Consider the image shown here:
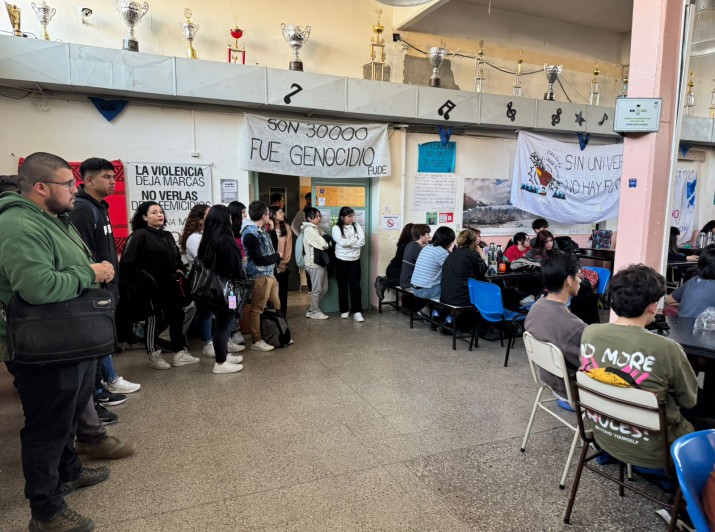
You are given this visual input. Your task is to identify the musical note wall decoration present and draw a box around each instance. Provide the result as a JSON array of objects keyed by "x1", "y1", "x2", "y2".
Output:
[
  {"x1": 438, "y1": 100, "x2": 456, "y2": 120},
  {"x1": 598, "y1": 113, "x2": 609, "y2": 126},
  {"x1": 283, "y1": 83, "x2": 303, "y2": 104},
  {"x1": 505, "y1": 101, "x2": 516, "y2": 122},
  {"x1": 551, "y1": 108, "x2": 562, "y2": 126}
]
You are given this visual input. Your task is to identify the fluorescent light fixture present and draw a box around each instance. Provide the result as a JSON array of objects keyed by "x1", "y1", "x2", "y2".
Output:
[{"x1": 692, "y1": 0, "x2": 715, "y2": 56}]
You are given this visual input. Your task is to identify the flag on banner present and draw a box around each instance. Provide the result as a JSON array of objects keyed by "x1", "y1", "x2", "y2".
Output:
[
  {"x1": 88, "y1": 97, "x2": 129, "y2": 122},
  {"x1": 671, "y1": 169, "x2": 697, "y2": 244},
  {"x1": 510, "y1": 131, "x2": 623, "y2": 224},
  {"x1": 239, "y1": 114, "x2": 391, "y2": 178}
]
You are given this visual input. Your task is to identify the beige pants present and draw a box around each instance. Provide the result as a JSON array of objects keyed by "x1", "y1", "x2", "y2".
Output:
[{"x1": 249, "y1": 276, "x2": 280, "y2": 343}]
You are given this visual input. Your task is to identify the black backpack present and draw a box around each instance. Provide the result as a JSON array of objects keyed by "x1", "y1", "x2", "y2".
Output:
[
  {"x1": 260, "y1": 308, "x2": 291, "y2": 348},
  {"x1": 555, "y1": 236, "x2": 579, "y2": 254}
]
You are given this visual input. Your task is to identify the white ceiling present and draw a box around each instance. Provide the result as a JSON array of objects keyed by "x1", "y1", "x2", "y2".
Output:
[{"x1": 411, "y1": 0, "x2": 634, "y2": 34}]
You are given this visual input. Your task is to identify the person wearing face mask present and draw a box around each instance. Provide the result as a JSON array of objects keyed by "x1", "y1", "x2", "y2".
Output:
[{"x1": 120, "y1": 201, "x2": 199, "y2": 370}]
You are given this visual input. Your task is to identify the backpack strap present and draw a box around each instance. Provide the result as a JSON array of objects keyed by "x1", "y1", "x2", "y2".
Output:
[{"x1": 74, "y1": 197, "x2": 100, "y2": 230}]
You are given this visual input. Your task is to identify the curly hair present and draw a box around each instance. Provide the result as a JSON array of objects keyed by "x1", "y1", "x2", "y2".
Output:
[
  {"x1": 179, "y1": 203, "x2": 210, "y2": 253},
  {"x1": 609, "y1": 264, "x2": 666, "y2": 318},
  {"x1": 130, "y1": 201, "x2": 164, "y2": 232}
]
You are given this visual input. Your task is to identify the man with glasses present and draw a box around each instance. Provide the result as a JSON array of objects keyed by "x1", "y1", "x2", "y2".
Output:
[
  {"x1": 0, "y1": 152, "x2": 116, "y2": 531},
  {"x1": 69, "y1": 158, "x2": 138, "y2": 457}
]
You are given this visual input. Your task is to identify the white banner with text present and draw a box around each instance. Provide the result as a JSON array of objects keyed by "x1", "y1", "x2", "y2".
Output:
[
  {"x1": 510, "y1": 131, "x2": 622, "y2": 224},
  {"x1": 125, "y1": 162, "x2": 212, "y2": 236},
  {"x1": 240, "y1": 114, "x2": 391, "y2": 178}
]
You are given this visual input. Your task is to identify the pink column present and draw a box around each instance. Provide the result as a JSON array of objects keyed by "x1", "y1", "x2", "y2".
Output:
[{"x1": 614, "y1": 0, "x2": 685, "y2": 272}]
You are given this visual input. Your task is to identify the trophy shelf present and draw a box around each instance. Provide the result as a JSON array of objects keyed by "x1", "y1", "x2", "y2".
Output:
[
  {"x1": 0, "y1": 37, "x2": 69, "y2": 89},
  {"x1": 479, "y1": 94, "x2": 536, "y2": 129},
  {"x1": 345, "y1": 79, "x2": 418, "y2": 120},
  {"x1": 680, "y1": 116, "x2": 715, "y2": 144},
  {"x1": 536, "y1": 100, "x2": 587, "y2": 133},
  {"x1": 265, "y1": 69, "x2": 345, "y2": 114},
  {"x1": 175, "y1": 57, "x2": 264, "y2": 107},
  {"x1": 416, "y1": 86, "x2": 479, "y2": 125},
  {"x1": 586, "y1": 105, "x2": 617, "y2": 136}
]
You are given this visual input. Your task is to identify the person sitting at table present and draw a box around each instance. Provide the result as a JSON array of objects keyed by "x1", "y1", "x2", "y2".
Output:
[
  {"x1": 440, "y1": 228, "x2": 486, "y2": 308},
  {"x1": 579, "y1": 264, "x2": 715, "y2": 473},
  {"x1": 375, "y1": 223, "x2": 413, "y2": 300},
  {"x1": 411, "y1": 226, "x2": 455, "y2": 300},
  {"x1": 694, "y1": 220, "x2": 715, "y2": 246},
  {"x1": 664, "y1": 244, "x2": 715, "y2": 318},
  {"x1": 530, "y1": 218, "x2": 559, "y2": 249},
  {"x1": 504, "y1": 232, "x2": 530, "y2": 262},
  {"x1": 525, "y1": 251, "x2": 585, "y2": 402},
  {"x1": 524, "y1": 230, "x2": 556, "y2": 262},
  {"x1": 668, "y1": 226, "x2": 698, "y2": 263},
  {"x1": 399, "y1": 224, "x2": 431, "y2": 289}
]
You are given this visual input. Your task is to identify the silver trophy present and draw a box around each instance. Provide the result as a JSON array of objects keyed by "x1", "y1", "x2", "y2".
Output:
[
  {"x1": 31, "y1": 1, "x2": 55, "y2": 40},
  {"x1": 116, "y1": 0, "x2": 149, "y2": 52},
  {"x1": 281, "y1": 23, "x2": 311, "y2": 71},
  {"x1": 428, "y1": 46, "x2": 447, "y2": 87},
  {"x1": 543, "y1": 64, "x2": 563, "y2": 101},
  {"x1": 179, "y1": 8, "x2": 199, "y2": 59}
]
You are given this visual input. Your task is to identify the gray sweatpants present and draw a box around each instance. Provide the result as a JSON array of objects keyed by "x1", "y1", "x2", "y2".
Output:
[{"x1": 306, "y1": 266, "x2": 328, "y2": 314}]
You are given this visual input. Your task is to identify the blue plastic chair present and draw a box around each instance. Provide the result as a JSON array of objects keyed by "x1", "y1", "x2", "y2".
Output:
[
  {"x1": 581, "y1": 266, "x2": 611, "y2": 295},
  {"x1": 671, "y1": 429, "x2": 715, "y2": 532},
  {"x1": 468, "y1": 279, "x2": 527, "y2": 367}
]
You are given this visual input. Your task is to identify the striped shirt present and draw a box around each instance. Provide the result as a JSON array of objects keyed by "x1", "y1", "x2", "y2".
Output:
[{"x1": 411, "y1": 245, "x2": 449, "y2": 289}]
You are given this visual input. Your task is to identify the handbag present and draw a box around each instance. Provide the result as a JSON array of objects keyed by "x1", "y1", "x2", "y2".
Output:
[
  {"x1": 188, "y1": 258, "x2": 252, "y2": 316},
  {"x1": 313, "y1": 248, "x2": 331, "y2": 267},
  {"x1": 4, "y1": 288, "x2": 117, "y2": 364}
]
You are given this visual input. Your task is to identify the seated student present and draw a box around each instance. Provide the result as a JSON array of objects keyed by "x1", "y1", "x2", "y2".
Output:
[
  {"x1": 579, "y1": 264, "x2": 715, "y2": 471},
  {"x1": 375, "y1": 223, "x2": 414, "y2": 300},
  {"x1": 399, "y1": 224, "x2": 431, "y2": 289},
  {"x1": 668, "y1": 226, "x2": 698, "y2": 263},
  {"x1": 411, "y1": 226, "x2": 456, "y2": 300},
  {"x1": 529, "y1": 218, "x2": 559, "y2": 249},
  {"x1": 440, "y1": 228, "x2": 486, "y2": 307},
  {"x1": 504, "y1": 231, "x2": 530, "y2": 262},
  {"x1": 524, "y1": 251, "x2": 585, "y2": 400},
  {"x1": 696, "y1": 220, "x2": 715, "y2": 244},
  {"x1": 665, "y1": 244, "x2": 715, "y2": 317},
  {"x1": 524, "y1": 230, "x2": 556, "y2": 262}
]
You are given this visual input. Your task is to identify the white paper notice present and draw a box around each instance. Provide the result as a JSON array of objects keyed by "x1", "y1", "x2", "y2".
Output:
[
  {"x1": 381, "y1": 215, "x2": 401, "y2": 230},
  {"x1": 413, "y1": 173, "x2": 456, "y2": 211}
]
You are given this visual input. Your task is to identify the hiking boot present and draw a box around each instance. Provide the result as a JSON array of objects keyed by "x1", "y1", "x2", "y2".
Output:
[
  {"x1": 95, "y1": 389, "x2": 126, "y2": 407},
  {"x1": 148, "y1": 351, "x2": 170, "y2": 370},
  {"x1": 250, "y1": 340, "x2": 275, "y2": 352},
  {"x1": 172, "y1": 349, "x2": 199, "y2": 367},
  {"x1": 61, "y1": 466, "x2": 110, "y2": 495},
  {"x1": 95, "y1": 404, "x2": 118, "y2": 425},
  {"x1": 75, "y1": 435, "x2": 136, "y2": 460},
  {"x1": 105, "y1": 376, "x2": 141, "y2": 394},
  {"x1": 29, "y1": 507, "x2": 95, "y2": 532}
]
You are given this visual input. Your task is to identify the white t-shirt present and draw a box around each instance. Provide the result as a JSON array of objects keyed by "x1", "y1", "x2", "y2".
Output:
[{"x1": 184, "y1": 232, "x2": 202, "y2": 264}]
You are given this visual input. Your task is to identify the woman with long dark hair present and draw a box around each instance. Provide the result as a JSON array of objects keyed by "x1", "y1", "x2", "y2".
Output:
[
  {"x1": 269, "y1": 205, "x2": 293, "y2": 314},
  {"x1": 331, "y1": 206, "x2": 366, "y2": 322},
  {"x1": 197, "y1": 205, "x2": 246, "y2": 374},
  {"x1": 525, "y1": 230, "x2": 556, "y2": 261},
  {"x1": 375, "y1": 223, "x2": 414, "y2": 300},
  {"x1": 504, "y1": 231, "x2": 530, "y2": 262},
  {"x1": 120, "y1": 201, "x2": 199, "y2": 370},
  {"x1": 179, "y1": 203, "x2": 209, "y2": 264},
  {"x1": 228, "y1": 201, "x2": 247, "y2": 262}
]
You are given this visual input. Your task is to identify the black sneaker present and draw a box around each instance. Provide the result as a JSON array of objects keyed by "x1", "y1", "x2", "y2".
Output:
[
  {"x1": 61, "y1": 466, "x2": 110, "y2": 495},
  {"x1": 95, "y1": 404, "x2": 118, "y2": 425},
  {"x1": 29, "y1": 507, "x2": 95, "y2": 532},
  {"x1": 374, "y1": 276, "x2": 386, "y2": 301},
  {"x1": 95, "y1": 389, "x2": 126, "y2": 406}
]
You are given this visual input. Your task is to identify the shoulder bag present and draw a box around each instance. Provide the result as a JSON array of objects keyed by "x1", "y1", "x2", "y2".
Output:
[
  {"x1": 188, "y1": 258, "x2": 252, "y2": 316},
  {"x1": 4, "y1": 288, "x2": 117, "y2": 364}
]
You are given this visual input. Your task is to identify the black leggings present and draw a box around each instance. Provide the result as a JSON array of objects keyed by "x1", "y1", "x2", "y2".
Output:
[
  {"x1": 334, "y1": 257, "x2": 363, "y2": 313},
  {"x1": 146, "y1": 297, "x2": 185, "y2": 353}
]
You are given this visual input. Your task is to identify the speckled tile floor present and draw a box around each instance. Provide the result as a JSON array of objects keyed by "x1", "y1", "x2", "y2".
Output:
[{"x1": 0, "y1": 294, "x2": 673, "y2": 531}]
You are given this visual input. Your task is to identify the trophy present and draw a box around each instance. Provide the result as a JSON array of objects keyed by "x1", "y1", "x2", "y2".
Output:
[
  {"x1": 428, "y1": 46, "x2": 447, "y2": 87},
  {"x1": 684, "y1": 71, "x2": 695, "y2": 116},
  {"x1": 281, "y1": 23, "x2": 311, "y2": 71},
  {"x1": 368, "y1": 8, "x2": 386, "y2": 81},
  {"x1": 228, "y1": 19, "x2": 245, "y2": 64},
  {"x1": 512, "y1": 50, "x2": 523, "y2": 97},
  {"x1": 31, "y1": 1, "x2": 55, "y2": 41},
  {"x1": 588, "y1": 61, "x2": 600, "y2": 106},
  {"x1": 474, "y1": 40, "x2": 485, "y2": 93},
  {"x1": 543, "y1": 64, "x2": 563, "y2": 101},
  {"x1": 4, "y1": 2, "x2": 21, "y2": 37},
  {"x1": 115, "y1": 0, "x2": 149, "y2": 52},
  {"x1": 709, "y1": 83, "x2": 715, "y2": 119},
  {"x1": 179, "y1": 8, "x2": 199, "y2": 59}
]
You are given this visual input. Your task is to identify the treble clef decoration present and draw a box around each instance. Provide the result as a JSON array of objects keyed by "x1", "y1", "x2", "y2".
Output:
[
  {"x1": 551, "y1": 108, "x2": 562, "y2": 127},
  {"x1": 506, "y1": 102, "x2": 517, "y2": 122}
]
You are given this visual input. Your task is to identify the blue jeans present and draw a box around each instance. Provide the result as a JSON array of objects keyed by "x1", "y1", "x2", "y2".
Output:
[
  {"x1": 95, "y1": 355, "x2": 118, "y2": 397},
  {"x1": 413, "y1": 285, "x2": 440, "y2": 301},
  {"x1": 196, "y1": 303, "x2": 214, "y2": 344}
]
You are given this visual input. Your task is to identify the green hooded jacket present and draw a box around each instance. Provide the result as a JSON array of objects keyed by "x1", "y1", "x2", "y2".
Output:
[{"x1": 0, "y1": 192, "x2": 96, "y2": 361}]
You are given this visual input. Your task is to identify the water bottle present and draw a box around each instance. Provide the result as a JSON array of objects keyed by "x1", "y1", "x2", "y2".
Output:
[
  {"x1": 496, "y1": 245, "x2": 504, "y2": 265},
  {"x1": 698, "y1": 232, "x2": 707, "y2": 249}
]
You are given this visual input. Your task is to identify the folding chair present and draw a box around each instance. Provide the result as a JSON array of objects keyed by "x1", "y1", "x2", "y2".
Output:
[
  {"x1": 468, "y1": 279, "x2": 526, "y2": 367},
  {"x1": 564, "y1": 371, "x2": 679, "y2": 531},
  {"x1": 521, "y1": 332, "x2": 580, "y2": 489},
  {"x1": 671, "y1": 429, "x2": 715, "y2": 532}
]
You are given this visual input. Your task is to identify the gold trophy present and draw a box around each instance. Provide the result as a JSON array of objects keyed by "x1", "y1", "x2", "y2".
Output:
[
  {"x1": 179, "y1": 8, "x2": 199, "y2": 59},
  {"x1": 368, "y1": 9, "x2": 386, "y2": 81},
  {"x1": 31, "y1": 1, "x2": 56, "y2": 41},
  {"x1": 5, "y1": 2, "x2": 22, "y2": 37}
]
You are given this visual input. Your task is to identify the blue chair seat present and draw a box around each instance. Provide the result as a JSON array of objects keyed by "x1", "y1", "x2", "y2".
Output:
[{"x1": 671, "y1": 429, "x2": 715, "y2": 532}]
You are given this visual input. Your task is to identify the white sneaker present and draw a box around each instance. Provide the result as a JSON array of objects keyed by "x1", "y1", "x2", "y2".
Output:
[
  {"x1": 231, "y1": 331, "x2": 246, "y2": 345},
  {"x1": 148, "y1": 351, "x2": 170, "y2": 370},
  {"x1": 306, "y1": 310, "x2": 313, "y2": 318},
  {"x1": 308, "y1": 311, "x2": 330, "y2": 320},
  {"x1": 519, "y1": 295, "x2": 536, "y2": 306},
  {"x1": 250, "y1": 340, "x2": 275, "y2": 352},
  {"x1": 202, "y1": 341, "x2": 215, "y2": 358},
  {"x1": 341, "y1": 312, "x2": 349, "y2": 319},
  {"x1": 172, "y1": 349, "x2": 200, "y2": 367},
  {"x1": 213, "y1": 362, "x2": 243, "y2": 374},
  {"x1": 227, "y1": 339, "x2": 246, "y2": 353},
  {"x1": 353, "y1": 312, "x2": 365, "y2": 322},
  {"x1": 226, "y1": 354, "x2": 243, "y2": 364},
  {"x1": 106, "y1": 376, "x2": 141, "y2": 394}
]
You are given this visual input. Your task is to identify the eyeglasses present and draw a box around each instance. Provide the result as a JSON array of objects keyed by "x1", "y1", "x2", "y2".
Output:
[{"x1": 41, "y1": 180, "x2": 77, "y2": 191}]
